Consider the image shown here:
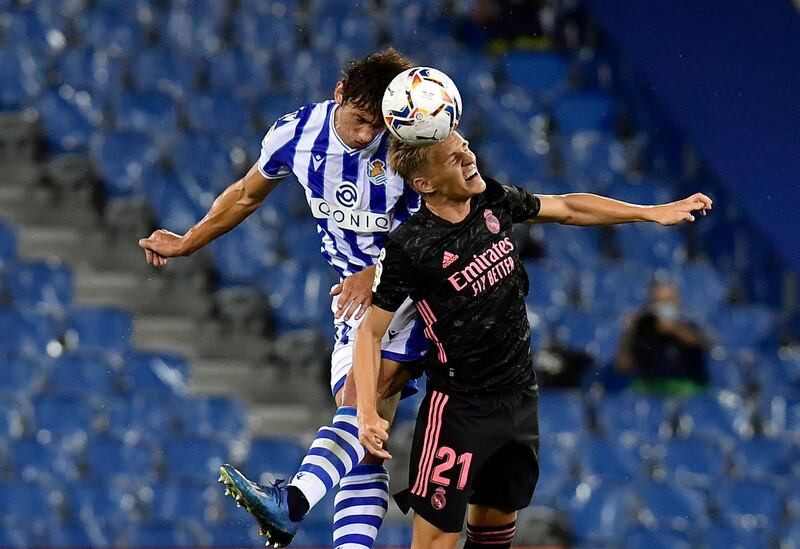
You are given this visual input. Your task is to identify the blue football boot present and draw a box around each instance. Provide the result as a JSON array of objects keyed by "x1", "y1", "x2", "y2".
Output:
[{"x1": 218, "y1": 464, "x2": 298, "y2": 547}]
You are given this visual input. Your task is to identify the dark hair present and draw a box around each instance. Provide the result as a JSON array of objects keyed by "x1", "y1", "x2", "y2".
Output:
[{"x1": 340, "y1": 48, "x2": 413, "y2": 124}]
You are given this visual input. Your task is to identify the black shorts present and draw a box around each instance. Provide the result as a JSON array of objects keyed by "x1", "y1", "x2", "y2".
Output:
[{"x1": 395, "y1": 382, "x2": 540, "y2": 533}]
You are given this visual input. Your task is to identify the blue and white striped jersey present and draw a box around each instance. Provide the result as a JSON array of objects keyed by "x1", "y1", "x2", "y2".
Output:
[{"x1": 258, "y1": 100, "x2": 420, "y2": 278}]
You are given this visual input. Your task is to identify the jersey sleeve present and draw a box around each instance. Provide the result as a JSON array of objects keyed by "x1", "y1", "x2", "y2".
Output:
[
  {"x1": 257, "y1": 110, "x2": 303, "y2": 179},
  {"x1": 503, "y1": 184, "x2": 542, "y2": 223},
  {"x1": 371, "y1": 236, "x2": 415, "y2": 313},
  {"x1": 391, "y1": 184, "x2": 421, "y2": 229}
]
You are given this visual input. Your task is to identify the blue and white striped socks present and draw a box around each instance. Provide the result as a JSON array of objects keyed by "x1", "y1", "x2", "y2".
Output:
[
  {"x1": 333, "y1": 465, "x2": 390, "y2": 549},
  {"x1": 289, "y1": 407, "x2": 366, "y2": 508}
]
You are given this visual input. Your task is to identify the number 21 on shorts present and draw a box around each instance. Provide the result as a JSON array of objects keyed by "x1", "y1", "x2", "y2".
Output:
[{"x1": 431, "y1": 447, "x2": 473, "y2": 490}]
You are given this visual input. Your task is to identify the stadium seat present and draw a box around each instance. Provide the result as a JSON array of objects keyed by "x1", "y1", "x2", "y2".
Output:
[
  {"x1": 56, "y1": 45, "x2": 126, "y2": 106},
  {"x1": 33, "y1": 393, "x2": 95, "y2": 438},
  {"x1": 118, "y1": 518, "x2": 197, "y2": 547},
  {"x1": 90, "y1": 130, "x2": 160, "y2": 198},
  {"x1": 622, "y1": 526, "x2": 691, "y2": 549},
  {"x1": 233, "y1": 4, "x2": 297, "y2": 57},
  {"x1": 143, "y1": 169, "x2": 205, "y2": 234},
  {"x1": 208, "y1": 47, "x2": 270, "y2": 96},
  {"x1": 559, "y1": 131, "x2": 620, "y2": 185},
  {"x1": 147, "y1": 480, "x2": 213, "y2": 521},
  {"x1": 245, "y1": 437, "x2": 308, "y2": 479},
  {"x1": 634, "y1": 482, "x2": 705, "y2": 530},
  {"x1": 170, "y1": 133, "x2": 236, "y2": 194},
  {"x1": 0, "y1": 46, "x2": 44, "y2": 109},
  {"x1": 0, "y1": 482, "x2": 58, "y2": 522},
  {"x1": 732, "y1": 438, "x2": 793, "y2": 478},
  {"x1": 163, "y1": 435, "x2": 229, "y2": 482},
  {"x1": 47, "y1": 353, "x2": 119, "y2": 395},
  {"x1": 65, "y1": 306, "x2": 133, "y2": 354},
  {"x1": 48, "y1": 522, "x2": 95, "y2": 548},
  {"x1": 64, "y1": 482, "x2": 133, "y2": 523},
  {"x1": 186, "y1": 93, "x2": 252, "y2": 140},
  {"x1": 123, "y1": 351, "x2": 189, "y2": 396},
  {"x1": 177, "y1": 396, "x2": 247, "y2": 438},
  {"x1": 0, "y1": 355, "x2": 42, "y2": 393},
  {"x1": 9, "y1": 437, "x2": 80, "y2": 483},
  {"x1": 596, "y1": 393, "x2": 672, "y2": 440},
  {"x1": 75, "y1": 6, "x2": 145, "y2": 54},
  {"x1": 4, "y1": 260, "x2": 73, "y2": 311},
  {"x1": 536, "y1": 390, "x2": 585, "y2": 439},
  {"x1": 35, "y1": 89, "x2": 96, "y2": 152},
  {"x1": 657, "y1": 438, "x2": 726, "y2": 487},
  {"x1": 0, "y1": 392, "x2": 30, "y2": 438},
  {"x1": 713, "y1": 304, "x2": 777, "y2": 350},
  {"x1": 715, "y1": 479, "x2": 784, "y2": 530},
  {"x1": 553, "y1": 93, "x2": 616, "y2": 134},
  {"x1": 85, "y1": 435, "x2": 156, "y2": 480},
  {"x1": 703, "y1": 521, "x2": 768, "y2": 549},
  {"x1": 0, "y1": 221, "x2": 16, "y2": 265},
  {"x1": 130, "y1": 48, "x2": 199, "y2": 98},
  {"x1": 563, "y1": 481, "x2": 634, "y2": 543},
  {"x1": 160, "y1": 0, "x2": 226, "y2": 56},
  {"x1": 676, "y1": 394, "x2": 745, "y2": 440},
  {"x1": 577, "y1": 436, "x2": 641, "y2": 481},
  {"x1": 116, "y1": 91, "x2": 178, "y2": 136},
  {"x1": 501, "y1": 51, "x2": 569, "y2": 99},
  {"x1": 106, "y1": 394, "x2": 181, "y2": 439}
]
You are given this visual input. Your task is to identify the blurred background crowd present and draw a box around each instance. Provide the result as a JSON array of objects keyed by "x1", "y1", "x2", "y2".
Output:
[{"x1": 0, "y1": 0, "x2": 799, "y2": 547}]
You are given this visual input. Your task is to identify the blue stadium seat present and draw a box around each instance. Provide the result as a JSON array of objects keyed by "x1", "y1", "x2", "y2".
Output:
[
  {"x1": 675, "y1": 262, "x2": 726, "y2": 318},
  {"x1": 634, "y1": 482, "x2": 705, "y2": 530},
  {"x1": 524, "y1": 261, "x2": 571, "y2": 311},
  {"x1": 245, "y1": 437, "x2": 308, "y2": 479},
  {"x1": 597, "y1": 393, "x2": 671, "y2": 439},
  {"x1": 715, "y1": 479, "x2": 784, "y2": 530},
  {"x1": 177, "y1": 396, "x2": 247, "y2": 438},
  {"x1": 579, "y1": 261, "x2": 651, "y2": 313},
  {"x1": 781, "y1": 522, "x2": 800, "y2": 549},
  {"x1": 143, "y1": 170, "x2": 205, "y2": 234},
  {"x1": 703, "y1": 521, "x2": 767, "y2": 549},
  {"x1": 477, "y1": 140, "x2": 548, "y2": 185},
  {"x1": 35, "y1": 89, "x2": 95, "y2": 152},
  {"x1": 33, "y1": 394, "x2": 94, "y2": 438},
  {"x1": 106, "y1": 394, "x2": 180, "y2": 439},
  {"x1": 0, "y1": 392, "x2": 29, "y2": 438},
  {"x1": 55, "y1": 46, "x2": 125, "y2": 106},
  {"x1": 537, "y1": 390, "x2": 585, "y2": 438},
  {"x1": 90, "y1": 130, "x2": 159, "y2": 198},
  {"x1": 658, "y1": 438, "x2": 726, "y2": 487},
  {"x1": 501, "y1": 51, "x2": 569, "y2": 99},
  {"x1": 49, "y1": 522, "x2": 95, "y2": 548},
  {"x1": 577, "y1": 436, "x2": 641, "y2": 481},
  {"x1": 47, "y1": 353, "x2": 119, "y2": 395},
  {"x1": 163, "y1": 435, "x2": 229, "y2": 482},
  {"x1": 536, "y1": 443, "x2": 572, "y2": 505},
  {"x1": 559, "y1": 131, "x2": 620, "y2": 185},
  {"x1": 75, "y1": 6, "x2": 145, "y2": 53},
  {"x1": 615, "y1": 222, "x2": 686, "y2": 268},
  {"x1": 4, "y1": 260, "x2": 73, "y2": 311},
  {"x1": 0, "y1": 482, "x2": 57, "y2": 522},
  {"x1": 65, "y1": 306, "x2": 133, "y2": 354},
  {"x1": 713, "y1": 304, "x2": 777, "y2": 350},
  {"x1": 676, "y1": 394, "x2": 745, "y2": 440},
  {"x1": 9, "y1": 437, "x2": 79, "y2": 483},
  {"x1": 0, "y1": 46, "x2": 44, "y2": 109},
  {"x1": 64, "y1": 482, "x2": 132, "y2": 523},
  {"x1": 160, "y1": 0, "x2": 226, "y2": 56},
  {"x1": 0, "y1": 356, "x2": 42, "y2": 393},
  {"x1": 186, "y1": 93, "x2": 252, "y2": 140},
  {"x1": 130, "y1": 48, "x2": 199, "y2": 98},
  {"x1": 148, "y1": 480, "x2": 213, "y2": 521},
  {"x1": 170, "y1": 133, "x2": 235, "y2": 194},
  {"x1": 234, "y1": 5, "x2": 297, "y2": 56},
  {"x1": 553, "y1": 94, "x2": 615, "y2": 134},
  {"x1": 622, "y1": 526, "x2": 691, "y2": 549},
  {"x1": 86, "y1": 435, "x2": 156, "y2": 480},
  {"x1": 208, "y1": 47, "x2": 270, "y2": 96},
  {"x1": 123, "y1": 351, "x2": 189, "y2": 396},
  {"x1": 563, "y1": 481, "x2": 633, "y2": 544},
  {"x1": 732, "y1": 438, "x2": 793, "y2": 478},
  {"x1": 116, "y1": 91, "x2": 178, "y2": 136}
]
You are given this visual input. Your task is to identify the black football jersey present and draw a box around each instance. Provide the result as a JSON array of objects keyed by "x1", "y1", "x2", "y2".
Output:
[{"x1": 372, "y1": 178, "x2": 540, "y2": 392}]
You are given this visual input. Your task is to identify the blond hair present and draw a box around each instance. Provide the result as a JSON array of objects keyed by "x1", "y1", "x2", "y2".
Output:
[{"x1": 387, "y1": 137, "x2": 433, "y2": 181}]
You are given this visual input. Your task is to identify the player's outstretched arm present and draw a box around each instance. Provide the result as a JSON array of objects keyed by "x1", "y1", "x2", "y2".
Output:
[
  {"x1": 138, "y1": 162, "x2": 281, "y2": 267},
  {"x1": 532, "y1": 192, "x2": 713, "y2": 226},
  {"x1": 353, "y1": 305, "x2": 396, "y2": 460}
]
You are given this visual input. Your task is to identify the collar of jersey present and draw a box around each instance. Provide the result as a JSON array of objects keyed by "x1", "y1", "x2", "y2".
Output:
[{"x1": 329, "y1": 103, "x2": 385, "y2": 154}]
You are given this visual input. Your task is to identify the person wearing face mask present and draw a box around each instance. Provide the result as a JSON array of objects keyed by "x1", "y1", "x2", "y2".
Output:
[{"x1": 614, "y1": 281, "x2": 709, "y2": 395}]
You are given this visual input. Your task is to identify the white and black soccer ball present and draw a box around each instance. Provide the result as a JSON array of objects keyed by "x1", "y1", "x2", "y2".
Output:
[{"x1": 382, "y1": 67, "x2": 462, "y2": 146}]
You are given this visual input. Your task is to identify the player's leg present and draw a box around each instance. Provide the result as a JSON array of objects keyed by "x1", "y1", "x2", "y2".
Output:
[
  {"x1": 410, "y1": 513, "x2": 461, "y2": 549},
  {"x1": 463, "y1": 506, "x2": 518, "y2": 549}
]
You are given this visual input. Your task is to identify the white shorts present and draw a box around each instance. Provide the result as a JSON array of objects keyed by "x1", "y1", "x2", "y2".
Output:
[{"x1": 330, "y1": 294, "x2": 427, "y2": 399}]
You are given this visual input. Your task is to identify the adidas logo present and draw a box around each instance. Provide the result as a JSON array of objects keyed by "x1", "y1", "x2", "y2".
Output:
[{"x1": 442, "y1": 251, "x2": 459, "y2": 268}]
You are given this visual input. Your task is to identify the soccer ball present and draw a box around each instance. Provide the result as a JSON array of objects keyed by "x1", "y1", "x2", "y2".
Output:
[{"x1": 382, "y1": 67, "x2": 462, "y2": 145}]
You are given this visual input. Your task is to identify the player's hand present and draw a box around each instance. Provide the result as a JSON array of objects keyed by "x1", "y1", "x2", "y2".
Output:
[
  {"x1": 330, "y1": 265, "x2": 376, "y2": 321},
  {"x1": 358, "y1": 410, "x2": 392, "y2": 460},
  {"x1": 651, "y1": 193, "x2": 713, "y2": 225},
  {"x1": 138, "y1": 229, "x2": 187, "y2": 268}
]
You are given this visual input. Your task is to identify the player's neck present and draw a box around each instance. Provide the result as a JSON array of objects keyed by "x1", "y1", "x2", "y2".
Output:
[{"x1": 425, "y1": 197, "x2": 472, "y2": 223}]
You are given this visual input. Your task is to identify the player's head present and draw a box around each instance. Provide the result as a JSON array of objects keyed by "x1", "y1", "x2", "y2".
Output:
[
  {"x1": 648, "y1": 280, "x2": 681, "y2": 323},
  {"x1": 389, "y1": 131, "x2": 486, "y2": 202},
  {"x1": 333, "y1": 48, "x2": 412, "y2": 149}
]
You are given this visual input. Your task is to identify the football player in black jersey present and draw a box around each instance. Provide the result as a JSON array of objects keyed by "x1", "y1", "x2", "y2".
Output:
[{"x1": 353, "y1": 131, "x2": 712, "y2": 549}]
